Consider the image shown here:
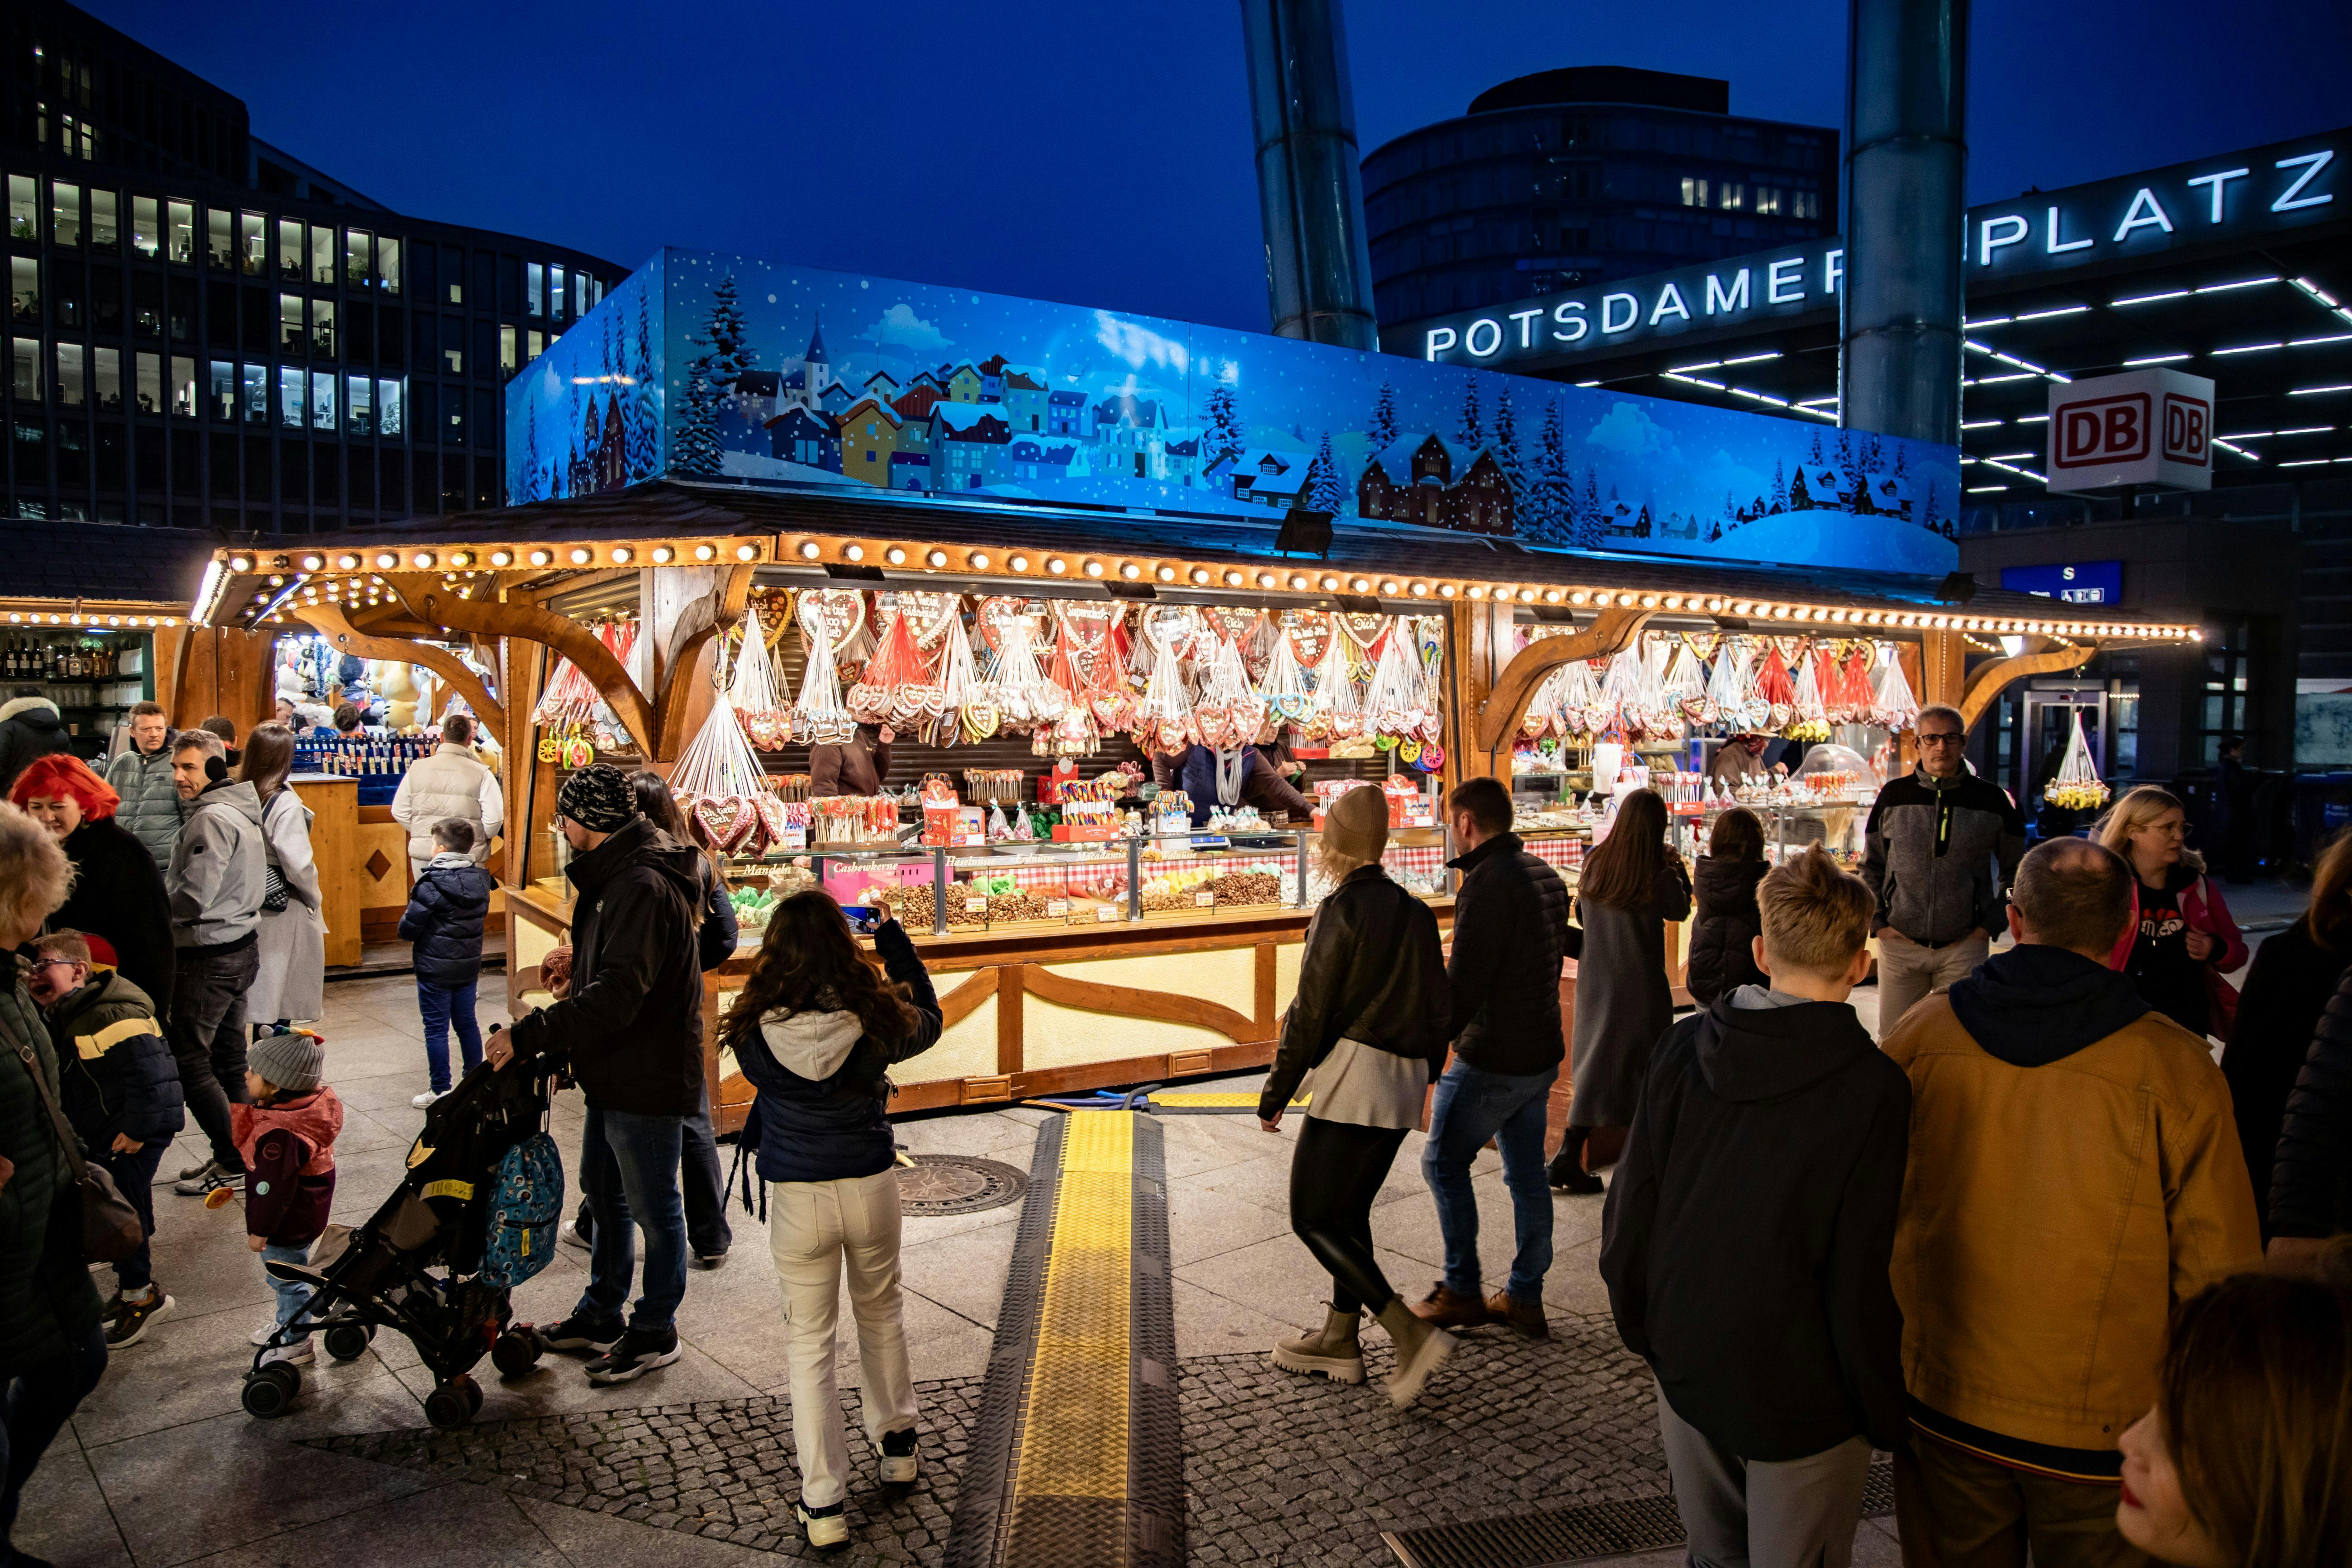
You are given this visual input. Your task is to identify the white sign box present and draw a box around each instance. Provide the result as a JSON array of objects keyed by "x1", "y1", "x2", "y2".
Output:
[{"x1": 2047, "y1": 368, "x2": 2214, "y2": 493}]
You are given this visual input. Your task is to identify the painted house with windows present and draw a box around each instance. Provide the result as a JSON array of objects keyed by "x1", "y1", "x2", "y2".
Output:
[
  {"x1": 929, "y1": 401, "x2": 1013, "y2": 489},
  {"x1": 1355, "y1": 431, "x2": 1515, "y2": 534},
  {"x1": 764, "y1": 404, "x2": 840, "y2": 471},
  {"x1": 837, "y1": 397, "x2": 906, "y2": 487},
  {"x1": 1046, "y1": 389, "x2": 1087, "y2": 437},
  {"x1": 998, "y1": 365, "x2": 1049, "y2": 432},
  {"x1": 1007, "y1": 434, "x2": 1086, "y2": 482}
]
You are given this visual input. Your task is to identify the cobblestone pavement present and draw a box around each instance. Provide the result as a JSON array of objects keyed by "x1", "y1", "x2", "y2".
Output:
[{"x1": 308, "y1": 1312, "x2": 1662, "y2": 1563}]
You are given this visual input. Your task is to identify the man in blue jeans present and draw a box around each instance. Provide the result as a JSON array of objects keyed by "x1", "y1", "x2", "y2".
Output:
[
  {"x1": 489, "y1": 765, "x2": 706, "y2": 1385},
  {"x1": 1414, "y1": 775, "x2": 1571, "y2": 1338}
]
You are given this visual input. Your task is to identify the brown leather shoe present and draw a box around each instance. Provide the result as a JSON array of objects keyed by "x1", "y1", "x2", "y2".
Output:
[
  {"x1": 1486, "y1": 1290, "x2": 1551, "y2": 1340},
  {"x1": 1409, "y1": 1283, "x2": 1494, "y2": 1329}
]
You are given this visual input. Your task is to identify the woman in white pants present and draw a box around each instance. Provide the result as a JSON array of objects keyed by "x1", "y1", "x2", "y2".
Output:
[{"x1": 722, "y1": 893, "x2": 941, "y2": 1551}]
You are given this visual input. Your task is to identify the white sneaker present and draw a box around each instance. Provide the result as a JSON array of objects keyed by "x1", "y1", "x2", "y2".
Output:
[
  {"x1": 412, "y1": 1090, "x2": 442, "y2": 1109},
  {"x1": 251, "y1": 1323, "x2": 279, "y2": 1346},
  {"x1": 260, "y1": 1339, "x2": 314, "y2": 1367},
  {"x1": 795, "y1": 1500, "x2": 849, "y2": 1550}
]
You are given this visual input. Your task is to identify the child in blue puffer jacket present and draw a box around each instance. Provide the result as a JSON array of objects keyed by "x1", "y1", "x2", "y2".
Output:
[
  {"x1": 721, "y1": 893, "x2": 940, "y2": 1553},
  {"x1": 397, "y1": 819, "x2": 495, "y2": 1107}
]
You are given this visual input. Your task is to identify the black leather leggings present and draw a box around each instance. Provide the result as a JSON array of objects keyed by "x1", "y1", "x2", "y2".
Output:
[{"x1": 1289, "y1": 1118, "x2": 1409, "y2": 1315}]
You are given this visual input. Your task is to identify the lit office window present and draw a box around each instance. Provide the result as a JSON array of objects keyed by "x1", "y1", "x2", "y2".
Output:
[
  {"x1": 346, "y1": 374, "x2": 373, "y2": 435},
  {"x1": 6, "y1": 176, "x2": 33, "y2": 241},
  {"x1": 278, "y1": 365, "x2": 305, "y2": 428},
  {"x1": 90, "y1": 189, "x2": 118, "y2": 253},
  {"x1": 1680, "y1": 177, "x2": 1707, "y2": 208},
  {"x1": 93, "y1": 346, "x2": 121, "y2": 411},
  {"x1": 499, "y1": 324, "x2": 517, "y2": 375},
  {"x1": 240, "y1": 213, "x2": 266, "y2": 275},
  {"x1": 207, "y1": 209, "x2": 232, "y2": 268},
  {"x1": 442, "y1": 246, "x2": 463, "y2": 306},
  {"x1": 9, "y1": 258, "x2": 33, "y2": 325},
  {"x1": 527, "y1": 262, "x2": 543, "y2": 317},
  {"x1": 1794, "y1": 190, "x2": 1821, "y2": 219},
  {"x1": 171, "y1": 355, "x2": 195, "y2": 417},
  {"x1": 377, "y1": 236, "x2": 401, "y2": 295},
  {"x1": 551, "y1": 266, "x2": 565, "y2": 321},
  {"x1": 209, "y1": 360, "x2": 235, "y2": 419},
  {"x1": 166, "y1": 201, "x2": 193, "y2": 263},
  {"x1": 376, "y1": 377, "x2": 404, "y2": 437},
  {"x1": 312, "y1": 298, "x2": 336, "y2": 359},
  {"x1": 132, "y1": 195, "x2": 159, "y2": 258},
  {"x1": 135, "y1": 351, "x2": 160, "y2": 414},
  {"x1": 526, "y1": 328, "x2": 544, "y2": 361},
  {"x1": 441, "y1": 317, "x2": 463, "y2": 375},
  {"x1": 1755, "y1": 188, "x2": 1783, "y2": 215},
  {"x1": 52, "y1": 181, "x2": 81, "y2": 246},
  {"x1": 241, "y1": 363, "x2": 267, "y2": 423},
  {"x1": 56, "y1": 342, "x2": 85, "y2": 405},
  {"x1": 305, "y1": 224, "x2": 331, "y2": 286},
  {"x1": 279, "y1": 294, "x2": 305, "y2": 355},
  {"x1": 310, "y1": 369, "x2": 336, "y2": 431},
  {"x1": 277, "y1": 218, "x2": 303, "y2": 280},
  {"x1": 12, "y1": 338, "x2": 41, "y2": 399},
  {"x1": 343, "y1": 229, "x2": 370, "y2": 289},
  {"x1": 1720, "y1": 184, "x2": 1745, "y2": 211}
]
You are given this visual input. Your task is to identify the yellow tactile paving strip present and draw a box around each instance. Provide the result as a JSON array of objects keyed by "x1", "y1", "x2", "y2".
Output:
[
  {"x1": 1150, "y1": 1090, "x2": 1309, "y2": 1109},
  {"x1": 1011, "y1": 1110, "x2": 1133, "y2": 1500}
]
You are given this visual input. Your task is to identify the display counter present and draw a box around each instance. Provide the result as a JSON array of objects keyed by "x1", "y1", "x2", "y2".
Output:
[{"x1": 507, "y1": 828, "x2": 1456, "y2": 1132}]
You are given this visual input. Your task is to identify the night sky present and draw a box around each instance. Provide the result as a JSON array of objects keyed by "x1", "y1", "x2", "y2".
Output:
[{"x1": 80, "y1": 0, "x2": 2352, "y2": 334}]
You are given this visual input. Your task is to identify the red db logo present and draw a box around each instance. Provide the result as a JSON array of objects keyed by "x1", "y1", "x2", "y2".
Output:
[
  {"x1": 2162, "y1": 393, "x2": 2210, "y2": 465},
  {"x1": 2054, "y1": 393, "x2": 2152, "y2": 469}
]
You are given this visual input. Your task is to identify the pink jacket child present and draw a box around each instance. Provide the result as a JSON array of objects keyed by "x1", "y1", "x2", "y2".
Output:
[{"x1": 232, "y1": 1028, "x2": 345, "y2": 1360}]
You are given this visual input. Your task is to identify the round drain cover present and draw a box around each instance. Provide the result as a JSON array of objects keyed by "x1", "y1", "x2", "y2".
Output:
[{"x1": 898, "y1": 1154, "x2": 1029, "y2": 1217}]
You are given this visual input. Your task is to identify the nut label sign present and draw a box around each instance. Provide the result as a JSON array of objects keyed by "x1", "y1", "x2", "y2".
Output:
[{"x1": 2047, "y1": 368, "x2": 2214, "y2": 493}]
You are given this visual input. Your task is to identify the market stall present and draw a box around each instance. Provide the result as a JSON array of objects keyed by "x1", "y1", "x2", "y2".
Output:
[{"x1": 0, "y1": 595, "x2": 181, "y2": 763}]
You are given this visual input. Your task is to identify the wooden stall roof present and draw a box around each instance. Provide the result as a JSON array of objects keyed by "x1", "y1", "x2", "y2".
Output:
[
  {"x1": 193, "y1": 479, "x2": 2198, "y2": 645},
  {"x1": 0, "y1": 519, "x2": 215, "y2": 610}
]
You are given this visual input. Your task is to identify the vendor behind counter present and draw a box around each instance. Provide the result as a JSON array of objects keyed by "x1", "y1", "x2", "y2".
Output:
[
  {"x1": 809, "y1": 722, "x2": 892, "y2": 797},
  {"x1": 1155, "y1": 744, "x2": 1314, "y2": 828}
]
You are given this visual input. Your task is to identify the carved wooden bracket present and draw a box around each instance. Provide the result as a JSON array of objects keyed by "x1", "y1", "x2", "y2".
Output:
[
  {"x1": 652, "y1": 565, "x2": 756, "y2": 760},
  {"x1": 405, "y1": 586, "x2": 656, "y2": 752},
  {"x1": 1020, "y1": 962, "x2": 1261, "y2": 1044},
  {"x1": 1958, "y1": 638, "x2": 2098, "y2": 733},
  {"x1": 292, "y1": 602, "x2": 507, "y2": 733},
  {"x1": 1474, "y1": 606, "x2": 1654, "y2": 754}
]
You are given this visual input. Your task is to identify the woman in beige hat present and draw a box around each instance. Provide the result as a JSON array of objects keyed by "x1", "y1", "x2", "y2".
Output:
[{"x1": 1257, "y1": 782, "x2": 1454, "y2": 1406}]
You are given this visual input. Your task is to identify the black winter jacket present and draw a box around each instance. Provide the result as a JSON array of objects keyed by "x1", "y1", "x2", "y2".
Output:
[
  {"x1": 2269, "y1": 961, "x2": 2352, "y2": 1240},
  {"x1": 48, "y1": 971, "x2": 183, "y2": 1149},
  {"x1": 695, "y1": 858, "x2": 740, "y2": 972},
  {"x1": 736, "y1": 920, "x2": 942, "y2": 1184},
  {"x1": 0, "y1": 696, "x2": 72, "y2": 796},
  {"x1": 54, "y1": 815, "x2": 176, "y2": 1015},
  {"x1": 1600, "y1": 994, "x2": 1911, "y2": 1460},
  {"x1": 2221, "y1": 917, "x2": 2350, "y2": 1233},
  {"x1": 1260, "y1": 865, "x2": 1449, "y2": 1119},
  {"x1": 1445, "y1": 831, "x2": 1570, "y2": 1075},
  {"x1": 0, "y1": 976, "x2": 104, "y2": 1378},
  {"x1": 507, "y1": 816, "x2": 706, "y2": 1117},
  {"x1": 398, "y1": 853, "x2": 495, "y2": 989},
  {"x1": 1685, "y1": 857, "x2": 1769, "y2": 1006}
]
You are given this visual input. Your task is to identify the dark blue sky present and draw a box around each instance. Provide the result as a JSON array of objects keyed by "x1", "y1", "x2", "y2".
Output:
[{"x1": 85, "y1": 0, "x2": 2352, "y2": 332}]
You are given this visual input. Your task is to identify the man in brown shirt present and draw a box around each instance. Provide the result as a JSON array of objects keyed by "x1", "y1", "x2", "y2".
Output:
[{"x1": 809, "y1": 723, "x2": 892, "y2": 797}]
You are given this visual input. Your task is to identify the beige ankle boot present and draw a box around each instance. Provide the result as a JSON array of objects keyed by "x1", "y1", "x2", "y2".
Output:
[
  {"x1": 1272, "y1": 1304, "x2": 1366, "y2": 1384},
  {"x1": 1375, "y1": 1295, "x2": 1456, "y2": 1407}
]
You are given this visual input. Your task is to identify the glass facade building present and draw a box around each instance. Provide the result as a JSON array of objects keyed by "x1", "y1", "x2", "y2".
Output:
[
  {"x1": 1, "y1": 0, "x2": 623, "y2": 531},
  {"x1": 1362, "y1": 66, "x2": 1839, "y2": 328}
]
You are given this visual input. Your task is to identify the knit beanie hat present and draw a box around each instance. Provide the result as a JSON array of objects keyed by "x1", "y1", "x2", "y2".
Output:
[
  {"x1": 556, "y1": 763, "x2": 636, "y2": 834},
  {"x1": 1322, "y1": 783, "x2": 1390, "y2": 864},
  {"x1": 249, "y1": 1028, "x2": 325, "y2": 1094}
]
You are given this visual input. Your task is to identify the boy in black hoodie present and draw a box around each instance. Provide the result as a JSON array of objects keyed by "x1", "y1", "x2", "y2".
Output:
[{"x1": 1600, "y1": 847, "x2": 1910, "y2": 1568}]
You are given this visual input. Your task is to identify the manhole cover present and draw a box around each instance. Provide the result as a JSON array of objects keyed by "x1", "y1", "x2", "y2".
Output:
[{"x1": 899, "y1": 1154, "x2": 1028, "y2": 1217}]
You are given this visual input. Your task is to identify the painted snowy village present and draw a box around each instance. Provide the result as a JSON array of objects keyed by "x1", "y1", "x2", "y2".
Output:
[{"x1": 507, "y1": 250, "x2": 1963, "y2": 578}]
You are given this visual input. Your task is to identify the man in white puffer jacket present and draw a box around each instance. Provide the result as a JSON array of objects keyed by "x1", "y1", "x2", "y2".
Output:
[{"x1": 389, "y1": 713, "x2": 503, "y2": 879}]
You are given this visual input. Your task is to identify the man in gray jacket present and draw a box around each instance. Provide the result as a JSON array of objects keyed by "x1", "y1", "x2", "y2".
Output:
[
  {"x1": 161, "y1": 729, "x2": 266, "y2": 1197},
  {"x1": 1859, "y1": 704, "x2": 2028, "y2": 1038},
  {"x1": 105, "y1": 701, "x2": 185, "y2": 865}
]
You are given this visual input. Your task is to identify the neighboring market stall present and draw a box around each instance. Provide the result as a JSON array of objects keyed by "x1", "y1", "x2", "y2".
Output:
[{"x1": 184, "y1": 247, "x2": 2198, "y2": 1121}]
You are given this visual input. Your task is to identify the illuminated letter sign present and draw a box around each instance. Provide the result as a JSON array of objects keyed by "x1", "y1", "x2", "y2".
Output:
[
  {"x1": 2047, "y1": 368, "x2": 2214, "y2": 493},
  {"x1": 1600, "y1": 293, "x2": 1640, "y2": 333},
  {"x1": 1705, "y1": 270, "x2": 1750, "y2": 313}
]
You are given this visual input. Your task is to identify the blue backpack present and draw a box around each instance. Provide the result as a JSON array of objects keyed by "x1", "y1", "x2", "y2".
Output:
[{"x1": 479, "y1": 1132, "x2": 564, "y2": 1289}]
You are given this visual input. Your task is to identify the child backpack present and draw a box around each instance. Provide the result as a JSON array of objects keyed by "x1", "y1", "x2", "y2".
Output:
[{"x1": 479, "y1": 1131, "x2": 564, "y2": 1289}]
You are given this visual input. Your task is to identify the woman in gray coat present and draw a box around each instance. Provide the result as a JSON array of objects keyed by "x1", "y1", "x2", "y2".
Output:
[
  {"x1": 1553, "y1": 788, "x2": 1689, "y2": 1191},
  {"x1": 240, "y1": 725, "x2": 327, "y2": 1028}
]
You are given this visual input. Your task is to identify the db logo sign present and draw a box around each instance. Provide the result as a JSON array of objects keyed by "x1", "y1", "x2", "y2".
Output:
[{"x1": 2044, "y1": 369, "x2": 2214, "y2": 494}]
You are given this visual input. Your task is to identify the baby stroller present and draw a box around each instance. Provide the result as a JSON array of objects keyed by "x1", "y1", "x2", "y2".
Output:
[{"x1": 242, "y1": 1042, "x2": 564, "y2": 1430}]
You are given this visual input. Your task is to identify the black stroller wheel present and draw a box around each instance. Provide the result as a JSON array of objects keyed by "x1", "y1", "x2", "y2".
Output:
[
  {"x1": 461, "y1": 1374, "x2": 484, "y2": 1416},
  {"x1": 423, "y1": 1378, "x2": 475, "y2": 1430},
  {"x1": 322, "y1": 1322, "x2": 374, "y2": 1362},
  {"x1": 491, "y1": 1330, "x2": 543, "y2": 1379},
  {"x1": 242, "y1": 1363, "x2": 300, "y2": 1419}
]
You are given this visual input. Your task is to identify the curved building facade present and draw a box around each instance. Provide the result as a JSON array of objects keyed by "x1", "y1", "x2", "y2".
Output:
[
  {"x1": 2, "y1": 0, "x2": 625, "y2": 532},
  {"x1": 1362, "y1": 65, "x2": 1839, "y2": 327}
]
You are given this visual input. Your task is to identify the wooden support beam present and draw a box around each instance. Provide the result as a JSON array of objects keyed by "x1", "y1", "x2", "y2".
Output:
[
  {"x1": 291, "y1": 602, "x2": 507, "y2": 734},
  {"x1": 1958, "y1": 638, "x2": 2097, "y2": 733},
  {"x1": 1473, "y1": 606, "x2": 1653, "y2": 758},
  {"x1": 650, "y1": 565, "x2": 755, "y2": 761},
  {"x1": 403, "y1": 585, "x2": 655, "y2": 752}
]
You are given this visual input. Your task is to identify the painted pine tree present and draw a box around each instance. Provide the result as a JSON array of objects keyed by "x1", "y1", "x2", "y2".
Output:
[
  {"x1": 1306, "y1": 431, "x2": 1347, "y2": 514},
  {"x1": 1532, "y1": 401, "x2": 1571, "y2": 542},
  {"x1": 1576, "y1": 468, "x2": 1603, "y2": 548},
  {"x1": 1809, "y1": 429, "x2": 1826, "y2": 465},
  {"x1": 627, "y1": 286, "x2": 659, "y2": 480},
  {"x1": 671, "y1": 352, "x2": 726, "y2": 477},
  {"x1": 520, "y1": 414, "x2": 542, "y2": 502},
  {"x1": 1491, "y1": 387, "x2": 1527, "y2": 521},
  {"x1": 1458, "y1": 377, "x2": 1483, "y2": 450},
  {"x1": 1370, "y1": 382, "x2": 1399, "y2": 450},
  {"x1": 705, "y1": 274, "x2": 751, "y2": 388},
  {"x1": 1203, "y1": 384, "x2": 1244, "y2": 470},
  {"x1": 1770, "y1": 459, "x2": 1787, "y2": 512}
]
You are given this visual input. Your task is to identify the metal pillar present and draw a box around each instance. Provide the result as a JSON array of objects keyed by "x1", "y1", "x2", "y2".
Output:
[
  {"x1": 1239, "y1": 0, "x2": 1380, "y2": 349},
  {"x1": 1838, "y1": 0, "x2": 1970, "y2": 444}
]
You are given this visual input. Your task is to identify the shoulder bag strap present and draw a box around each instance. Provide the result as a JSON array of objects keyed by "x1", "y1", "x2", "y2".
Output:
[{"x1": 4, "y1": 1014, "x2": 86, "y2": 1169}]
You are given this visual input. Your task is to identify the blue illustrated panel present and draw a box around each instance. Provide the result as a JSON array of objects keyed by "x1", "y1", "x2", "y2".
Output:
[{"x1": 507, "y1": 248, "x2": 1959, "y2": 578}]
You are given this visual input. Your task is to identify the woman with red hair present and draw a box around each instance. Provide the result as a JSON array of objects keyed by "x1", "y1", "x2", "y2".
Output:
[{"x1": 10, "y1": 753, "x2": 175, "y2": 1013}]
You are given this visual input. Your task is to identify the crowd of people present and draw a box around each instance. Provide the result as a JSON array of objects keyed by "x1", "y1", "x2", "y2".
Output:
[{"x1": 0, "y1": 694, "x2": 2349, "y2": 1563}]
